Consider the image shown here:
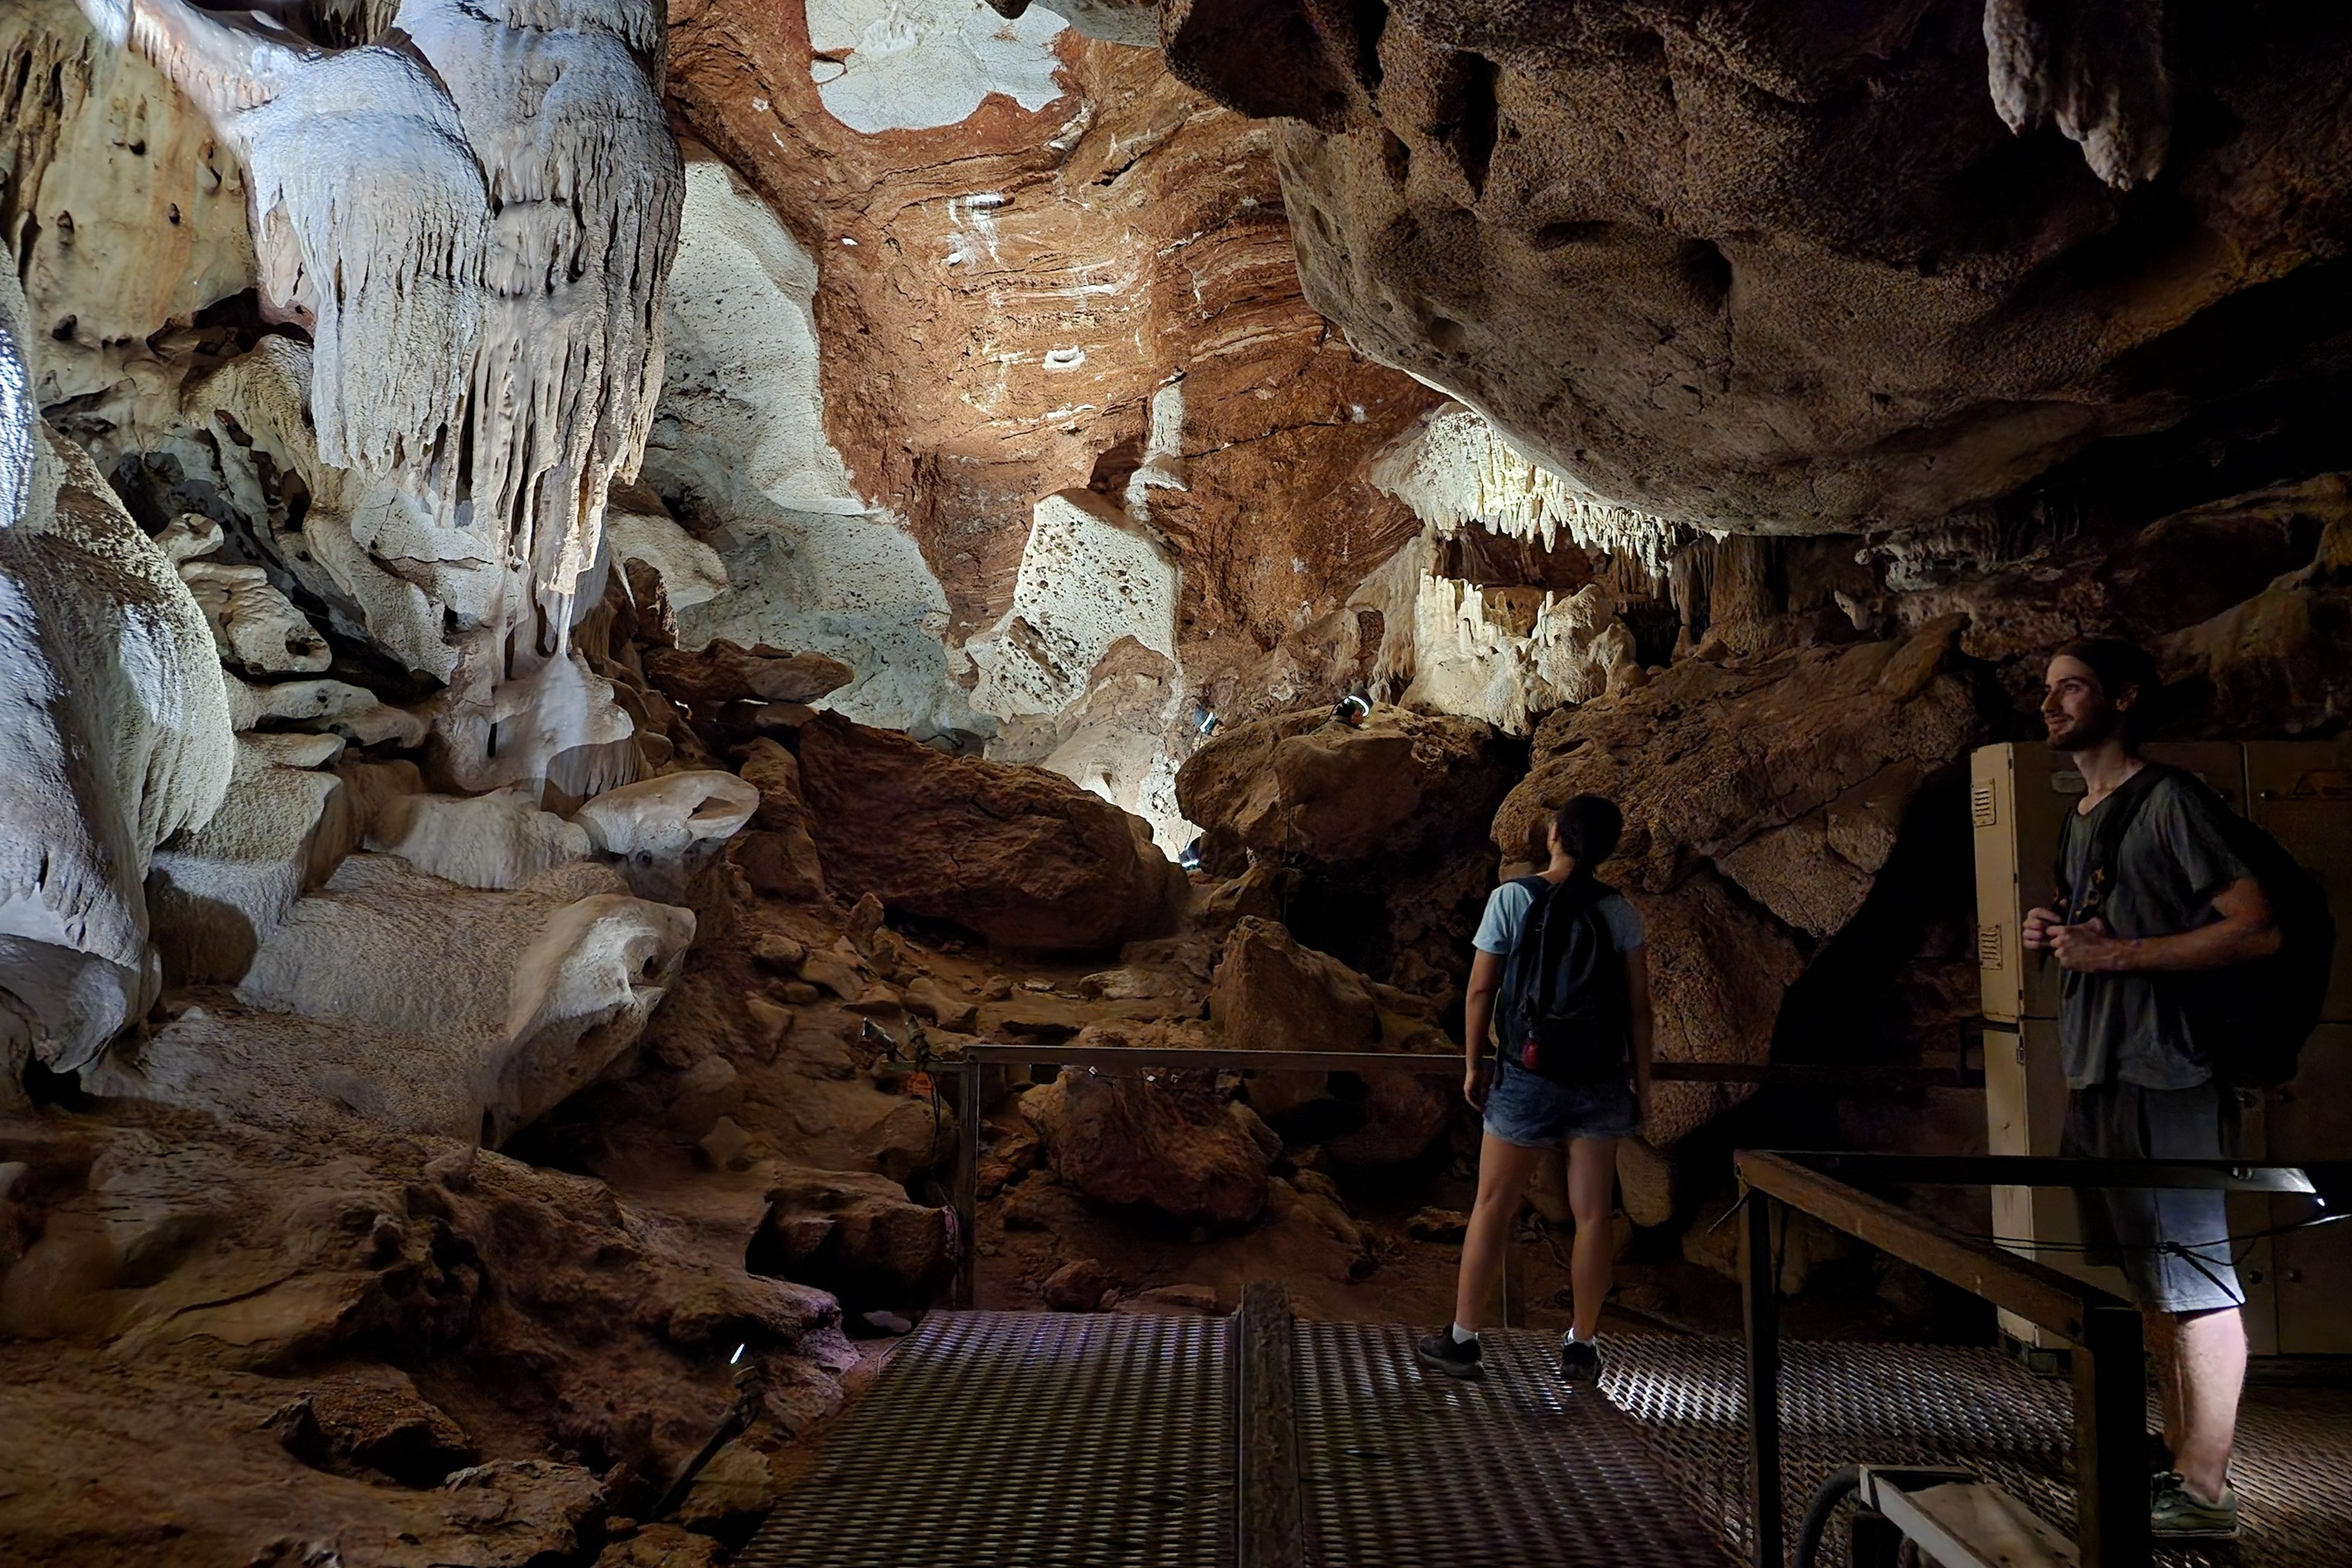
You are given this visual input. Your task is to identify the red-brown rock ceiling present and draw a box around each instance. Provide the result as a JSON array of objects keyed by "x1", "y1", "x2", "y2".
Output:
[{"x1": 662, "y1": 5, "x2": 1445, "y2": 657}]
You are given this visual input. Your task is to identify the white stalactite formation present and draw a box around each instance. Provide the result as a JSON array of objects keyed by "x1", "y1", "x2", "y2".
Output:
[
  {"x1": 1368, "y1": 402, "x2": 1690, "y2": 579},
  {"x1": 72, "y1": 0, "x2": 684, "y2": 613}
]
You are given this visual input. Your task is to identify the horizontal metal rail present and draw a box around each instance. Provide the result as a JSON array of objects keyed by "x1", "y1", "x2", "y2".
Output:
[
  {"x1": 1778, "y1": 1151, "x2": 2341, "y2": 1198},
  {"x1": 943, "y1": 1047, "x2": 1983, "y2": 1312},
  {"x1": 951, "y1": 1042, "x2": 1980, "y2": 1087}
]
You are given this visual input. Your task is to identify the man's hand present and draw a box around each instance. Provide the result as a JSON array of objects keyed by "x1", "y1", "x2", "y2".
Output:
[
  {"x1": 1464, "y1": 1062, "x2": 1492, "y2": 1112},
  {"x1": 2022, "y1": 905, "x2": 2063, "y2": 953},
  {"x1": 1635, "y1": 1076, "x2": 1653, "y2": 1128},
  {"x1": 2051, "y1": 917, "x2": 2133, "y2": 973}
]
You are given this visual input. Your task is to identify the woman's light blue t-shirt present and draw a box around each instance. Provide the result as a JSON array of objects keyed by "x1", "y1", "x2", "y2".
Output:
[{"x1": 1473, "y1": 880, "x2": 1644, "y2": 956}]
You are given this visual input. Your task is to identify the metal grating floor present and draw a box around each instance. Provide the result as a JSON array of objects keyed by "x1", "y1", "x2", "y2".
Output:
[
  {"x1": 1602, "y1": 1332, "x2": 2352, "y2": 1568},
  {"x1": 740, "y1": 1315, "x2": 2352, "y2": 1568},
  {"x1": 736, "y1": 1312, "x2": 1235, "y2": 1568},
  {"x1": 1292, "y1": 1322, "x2": 1737, "y2": 1566}
]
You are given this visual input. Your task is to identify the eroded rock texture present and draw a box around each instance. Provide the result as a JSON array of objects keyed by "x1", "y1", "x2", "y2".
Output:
[
  {"x1": 797, "y1": 713, "x2": 1184, "y2": 952},
  {"x1": 1164, "y1": 1, "x2": 2352, "y2": 539}
]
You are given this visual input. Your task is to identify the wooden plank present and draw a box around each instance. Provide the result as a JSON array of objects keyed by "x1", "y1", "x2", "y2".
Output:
[
  {"x1": 1736, "y1": 1152, "x2": 2122, "y2": 1341},
  {"x1": 1884, "y1": 1480, "x2": 2078, "y2": 1568},
  {"x1": 1236, "y1": 1282, "x2": 1309, "y2": 1568}
]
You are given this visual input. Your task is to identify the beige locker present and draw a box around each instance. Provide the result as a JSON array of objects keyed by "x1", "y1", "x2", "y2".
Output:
[{"x1": 1971, "y1": 741, "x2": 2351, "y2": 1356}]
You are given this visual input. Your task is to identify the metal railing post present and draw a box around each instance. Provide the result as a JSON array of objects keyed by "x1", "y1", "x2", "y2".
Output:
[
  {"x1": 955, "y1": 1057, "x2": 982, "y2": 1308},
  {"x1": 2074, "y1": 1302, "x2": 2150, "y2": 1568},
  {"x1": 1742, "y1": 1190, "x2": 1785, "y2": 1568}
]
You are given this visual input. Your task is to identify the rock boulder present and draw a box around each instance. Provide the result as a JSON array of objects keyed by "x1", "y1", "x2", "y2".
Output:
[
  {"x1": 1019, "y1": 1069, "x2": 1272, "y2": 1225},
  {"x1": 797, "y1": 714, "x2": 1181, "y2": 953},
  {"x1": 748, "y1": 1167, "x2": 956, "y2": 1315},
  {"x1": 1494, "y1": 616, "x2": 1986, "y2": 936}
]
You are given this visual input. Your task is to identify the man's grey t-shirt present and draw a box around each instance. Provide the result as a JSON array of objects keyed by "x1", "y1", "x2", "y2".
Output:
[
  {"x1": 2056, "y1": 770, "x2": 2256, "y2": 1091},
  {"x1": 1474, "y1": 879, "x2": 1645, "y2": 957}
]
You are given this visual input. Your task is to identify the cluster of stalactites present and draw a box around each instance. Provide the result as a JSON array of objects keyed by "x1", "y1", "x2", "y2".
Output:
[
  {"x1": 401, "y1": 0, "x2": 682, "y2": 598},
  {"x1": 78, "y1": 0, "x2": 682, "y2": 612},
  {"x1": 1369, "y1": 402, "x2": 1689, "y2": 580}
]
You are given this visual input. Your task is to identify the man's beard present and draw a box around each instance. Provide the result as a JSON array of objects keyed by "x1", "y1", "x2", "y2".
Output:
[{"x1": 2047, "y1": 706, "x2": 2119, "y2": 752}]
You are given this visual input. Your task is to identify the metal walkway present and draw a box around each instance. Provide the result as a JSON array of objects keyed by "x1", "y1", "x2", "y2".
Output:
[
  {"x1": 739, "y1": 1310, "x2": 2352, "y2": 1568},
  {"x1": 739, "y1": 1301, "x2": 1733, "y2": 1568}
]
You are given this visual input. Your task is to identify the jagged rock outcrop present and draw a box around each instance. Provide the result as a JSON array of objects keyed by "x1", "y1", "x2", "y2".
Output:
[
  {"x1": 1208, "y1": 917, "x2": 1381, "y2": 1054},
  {"x1": 749, "y1": 1166, "x2": 956, "y2": 1315},
  {"x1": 1020, "y1": 1068, "x2": 1274, "y2": 1225},
  {"x1": 797, "y1": 713, "x2": 1183, "y2": 953},
  {"x1": 1630, "y1": 873, "x2": 1807, "y2": 1147},
  {"x1": 1178, "y1": 702, "x2": 1519, "y2": 984},
  {"x1": 1162, "y1": 0, "x2": 2352, "y2": 543},
  {"x1": 1181, "y1": 704, "x2": 1515, "y2": 874},
  {"x1": 0, "y1": 1116, "x2": 846, "y2": 1563},
  {"x1": 1889, "y1": 471, "x2": 2352, "y2": 735},
  {"x1": 1494, "y1": 617, "x2": 1987, "y2": 937}
]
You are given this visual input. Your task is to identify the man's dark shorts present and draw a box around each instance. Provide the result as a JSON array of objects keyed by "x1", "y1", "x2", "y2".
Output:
[{"x1": 2063, "y1": 1080, "x2": 2244, "y2": 1315}]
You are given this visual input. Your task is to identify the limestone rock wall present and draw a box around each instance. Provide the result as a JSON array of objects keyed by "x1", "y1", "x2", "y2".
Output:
[{"x1": 1160, "y1": 0, "x2": 2352, "y2": 543}]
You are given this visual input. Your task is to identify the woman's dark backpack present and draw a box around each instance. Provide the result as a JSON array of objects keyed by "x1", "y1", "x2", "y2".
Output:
[
  {"x1": 2060, "y1": 764, "x2": 2336, "y2": 1088},
  {"x1": 1494, "y1": 873, "x2": 1630, "y2": 1085}
]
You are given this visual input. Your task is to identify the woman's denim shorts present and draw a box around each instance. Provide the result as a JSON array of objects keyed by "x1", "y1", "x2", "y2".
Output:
[{"x1": 1483, "y1": 1058, "x2": 1640, "y2": 1148}]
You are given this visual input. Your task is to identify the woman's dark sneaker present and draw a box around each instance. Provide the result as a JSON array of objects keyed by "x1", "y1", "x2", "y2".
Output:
[
  {"x1": 1559, "y1": 1334, "x2": 1602, "y2": 1382},
  {"x1": 1414, "y1": 1330, "x2": 1483, "y2": 1380}
]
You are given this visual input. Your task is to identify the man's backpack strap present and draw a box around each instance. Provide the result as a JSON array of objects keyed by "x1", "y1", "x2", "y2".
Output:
[{"x1": 2059, "y1": 763, "x2": 2178, "y2": 925}]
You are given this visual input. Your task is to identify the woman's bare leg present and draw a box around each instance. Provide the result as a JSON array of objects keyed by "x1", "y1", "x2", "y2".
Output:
[
  {"x1": 1566, "y1": 1135, "x2": 1619, "y2": 1339},
  {"x1": 1454, "y1": 1132, "x2": 1543, "y2": 1330}
]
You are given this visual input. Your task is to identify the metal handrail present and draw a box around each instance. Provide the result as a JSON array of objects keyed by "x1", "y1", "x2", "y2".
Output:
[
  {"x1": 937, "y1": 1044, "x2": 1984, "y2": 1312},
  {"x1": 1733, "y1": 1149, "x2": 2330, "y2": 1568}
]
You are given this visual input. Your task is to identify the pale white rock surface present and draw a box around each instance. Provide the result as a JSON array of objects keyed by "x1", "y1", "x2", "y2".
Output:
[
  {"x1": 1371, "y1": 402, "x2": 1690, "y2": 575},
  {"x1": 93, "y1": 857, "x2": 695, "y2": 1143},
  {"x1": 608, "y1": 504, "x2": 728, "y2": 609},
  {"x1": 968, "y1": 489, "x2": 1180, "y2": 720},
  {"x1": 367, "y1": 789, "x2": 596, "y2": 892},
  {"x1": 145, "y1": 739, "x2": 359, "y2": 986},
  {"x1": 807, "y1": 0, "x2": 1068, "y2": 134},
  {"x1": 1351, "y1": 535, "x2": 1636, "y2": 735},
  {"x1": 2, "y1": 0, "x2": 257, "y2": 414},
  {"x1": 0, "y1": 292, "x2": 234, "y2": 1073},
  {"x1": 226, "y1": 673, "x2": 430, "y2": 749},
  {"x1": 572, "y1": 771, "x2": 760, "y2": 862},
  {"x1": 652, "y1": 160, "x2": 981, "y2": 739},
  {"x1": 176, "y1": 558, "x2": 332, "y2": 675}
]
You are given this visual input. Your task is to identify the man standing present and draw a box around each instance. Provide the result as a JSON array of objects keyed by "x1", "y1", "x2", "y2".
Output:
[
  {"x1": 1416, "y1": 795, "x2": 1653, "y2": 1382},
  {"x1": 2022, "y1": 638, "x2": 2280, "y2": 1540}
]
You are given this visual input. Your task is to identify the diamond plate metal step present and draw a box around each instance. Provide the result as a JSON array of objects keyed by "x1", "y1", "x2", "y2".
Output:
[
  {"x1": 737, "y1": 1312, "x2": 1235, "y2": 1568},
  {"x1": 1293, "y1": 1322, "x2": 1738, "y2": 1567}
]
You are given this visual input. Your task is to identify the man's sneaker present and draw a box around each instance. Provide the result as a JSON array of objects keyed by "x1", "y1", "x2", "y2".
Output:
[
  {"x1": 1414, "y1": 1330, "x2": 1483, "y2": 1380},
  {"x1": 1559, "y1": 1334, "x2": 1602, "y2": 1382},
  {"x1": 2151, "y1": 1472, "x2": 2239, "y2": 1539}
]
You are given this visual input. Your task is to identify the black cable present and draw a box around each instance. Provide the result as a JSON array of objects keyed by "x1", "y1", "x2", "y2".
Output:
[{"x1": 1794, "y1": 1466, "x2": 1864, "y2": 1568}]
